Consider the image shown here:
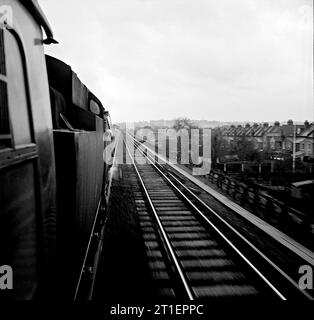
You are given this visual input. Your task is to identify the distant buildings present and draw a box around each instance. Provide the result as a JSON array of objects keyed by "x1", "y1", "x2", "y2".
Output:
[
  {"x1": 114, "y1": 118, "x2": 314, "y2": 162},
  {"x1": 115, "y1": 119, "x2": 239, "y2": 129},
  {"x1": 220, "y1": 120, "x2": 314, "y2": 160}
]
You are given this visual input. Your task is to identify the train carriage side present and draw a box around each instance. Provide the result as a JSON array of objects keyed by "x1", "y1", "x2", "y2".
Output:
[{"x1": 0, "y1": 0, "x2": 57, "y2": 299}]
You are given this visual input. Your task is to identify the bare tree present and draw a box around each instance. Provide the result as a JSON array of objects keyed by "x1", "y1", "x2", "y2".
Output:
[{"x1": 173, "y1": 117, "x2": 193, "y2": 131}]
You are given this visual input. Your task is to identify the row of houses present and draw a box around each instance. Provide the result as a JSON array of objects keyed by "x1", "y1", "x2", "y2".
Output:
[
  {"x1": 220, "y1": 120, "x2": 314, "y2": 160},
  {"x1": 133, "y1": 119, "x2": 219, "y2": 128}
]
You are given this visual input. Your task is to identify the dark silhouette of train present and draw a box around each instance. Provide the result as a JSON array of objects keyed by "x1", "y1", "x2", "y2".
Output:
[{"x1": 0, "y1": 0, "x2": 112, "y2": 299}]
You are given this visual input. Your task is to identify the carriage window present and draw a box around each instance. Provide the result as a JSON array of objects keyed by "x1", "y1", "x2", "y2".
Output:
[
  {"x1": 0, "y1": 29, "x2": 11, "y2": 149},
  {"x1": 3, "y1": 29, "x2": 31, "y2": 146},
  {"x1": 0, "y1": 80, "x2": 11, "y2": 149},
  {"x1": 0, "y1": 29, "x2": 6, "y2": 75}
]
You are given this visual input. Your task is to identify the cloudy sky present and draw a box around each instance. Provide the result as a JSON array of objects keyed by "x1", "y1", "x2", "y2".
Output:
[{"x1": 40, "y1": 0, "x2": 313, "y2": 123}]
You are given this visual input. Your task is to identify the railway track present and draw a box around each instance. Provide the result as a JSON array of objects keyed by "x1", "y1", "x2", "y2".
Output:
[{"x1": 123, "y1": 135, "x2": 314, "y2": 300}]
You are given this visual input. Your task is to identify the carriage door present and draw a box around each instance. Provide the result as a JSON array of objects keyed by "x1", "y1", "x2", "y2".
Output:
[{"x1": 0, "y1": 27, "x2": 41, "y2": 299}]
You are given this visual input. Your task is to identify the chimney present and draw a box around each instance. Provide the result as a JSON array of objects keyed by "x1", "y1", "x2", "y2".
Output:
[
  {"x1": 274, "y1": 121, "x2": 280, "y2": 126},
  {"x1": 287, "y1": 119, "x2": 293, "y2": 125},
  {"x1": 304, "y1": 120, "x2": 310, "y2": 128}
]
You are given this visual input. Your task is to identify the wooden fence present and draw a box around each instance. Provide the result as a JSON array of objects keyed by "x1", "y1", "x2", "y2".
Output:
[{"x1": 207, "y1": 170, "x2": 314, "y2": 237}]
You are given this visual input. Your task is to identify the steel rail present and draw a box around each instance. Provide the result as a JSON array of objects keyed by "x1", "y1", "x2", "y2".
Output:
[
  {"x1": 131, "y1": 135, "x2": 313, "y2": 300},
  {"x1": 130, "y1": 134, "x2": 288, "y2": 300},
  {"x1": 124, "y1": 138, "x2": 195, "y2": 300}
]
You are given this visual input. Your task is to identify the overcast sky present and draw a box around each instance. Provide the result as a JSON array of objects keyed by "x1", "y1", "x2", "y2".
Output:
[{"x1": 40, "y1": 0, "x2": 313, "y2": 123}]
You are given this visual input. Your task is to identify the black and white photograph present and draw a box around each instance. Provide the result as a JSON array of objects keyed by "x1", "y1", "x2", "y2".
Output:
[{"x1": 0, "y1": 0, "x2": 313, "y2": 314}]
